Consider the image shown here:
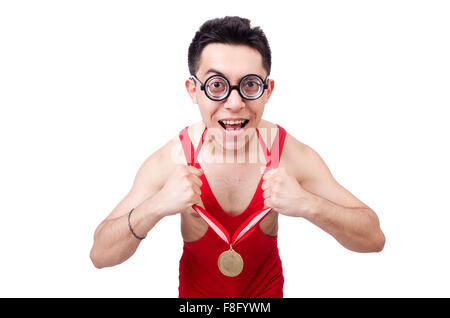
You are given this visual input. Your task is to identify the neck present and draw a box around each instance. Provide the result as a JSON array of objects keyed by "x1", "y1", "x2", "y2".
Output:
[{"x1": 199, "y1": 127, "x2": 265, "y2": 165}]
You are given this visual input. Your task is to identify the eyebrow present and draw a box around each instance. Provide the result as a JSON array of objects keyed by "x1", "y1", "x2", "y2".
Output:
[
  {"x1": 204, "y1": 68, "x2": 226, "y2": 77},
  {"x1": 203, "y1": 68, "x2": 267, "y2": 81}
]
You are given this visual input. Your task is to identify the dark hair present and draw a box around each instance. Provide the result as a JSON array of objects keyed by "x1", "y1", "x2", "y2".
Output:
[{"x1": 188, "y1": 16, "x2": 271, "y2": 77}]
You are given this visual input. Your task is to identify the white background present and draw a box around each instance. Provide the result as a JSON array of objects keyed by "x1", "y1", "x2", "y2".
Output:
[{"x1": 1, "y1": 0, "x2": 449, "y2": 297}]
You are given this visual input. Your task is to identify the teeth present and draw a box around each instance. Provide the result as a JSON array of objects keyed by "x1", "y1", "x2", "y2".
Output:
[{"x1": 221, "y1": 120, "x2": 246, "y2": 125}]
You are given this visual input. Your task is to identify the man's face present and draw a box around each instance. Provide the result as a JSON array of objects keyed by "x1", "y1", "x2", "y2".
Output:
[{"x1": 186, "y1": 43, "x2": 274, "y2": 153}]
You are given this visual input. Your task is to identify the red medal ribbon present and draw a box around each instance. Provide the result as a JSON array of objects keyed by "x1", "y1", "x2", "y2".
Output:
[{"x1": 192, "y1": 204, "x2": 272, "y2": 248}]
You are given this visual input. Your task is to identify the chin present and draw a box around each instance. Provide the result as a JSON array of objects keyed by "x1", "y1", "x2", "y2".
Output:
[{"x1": 205, "y1": 119, "x2": 256, "y2": 154}]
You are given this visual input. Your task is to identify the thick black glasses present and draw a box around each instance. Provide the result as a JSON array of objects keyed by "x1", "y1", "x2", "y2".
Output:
[{"x1": 190, "y1": 74, "x2": 269, "y2": 101}]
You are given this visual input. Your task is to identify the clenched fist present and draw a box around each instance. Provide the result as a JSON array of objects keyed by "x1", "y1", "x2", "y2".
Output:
[
  {"x1": 153, "y1": 165, "x2": 203, "y2": 217},
  {"x1": 262, "y1": 167, "x2": 318, "y2": 218}
]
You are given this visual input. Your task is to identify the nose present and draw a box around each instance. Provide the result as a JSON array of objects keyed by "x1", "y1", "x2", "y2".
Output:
[{"x1": 223, "y1": 88, "x2": 245, "y2": 111}]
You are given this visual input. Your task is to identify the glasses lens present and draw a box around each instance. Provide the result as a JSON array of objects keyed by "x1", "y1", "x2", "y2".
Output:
[
  {"x1": 206, "y1": 76, "x2": 229, "y2": 100},
  {"x1": 240, "y1": 75, "x2": 263, "y2": 99}
]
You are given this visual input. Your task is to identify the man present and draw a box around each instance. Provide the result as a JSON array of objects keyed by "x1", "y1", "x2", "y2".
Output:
[{"x1": 90, "y1": 16, "x2": 385, "y2": 298}]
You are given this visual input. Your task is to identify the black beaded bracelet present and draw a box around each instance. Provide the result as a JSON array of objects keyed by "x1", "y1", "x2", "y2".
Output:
[{"x1": 128, "y1": 208, "x2": 146, "y2": 240}]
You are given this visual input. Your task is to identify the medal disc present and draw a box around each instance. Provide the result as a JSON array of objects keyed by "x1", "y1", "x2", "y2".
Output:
[{"x1": 218, "y1": 249, "x2": 244, "y2": 277}]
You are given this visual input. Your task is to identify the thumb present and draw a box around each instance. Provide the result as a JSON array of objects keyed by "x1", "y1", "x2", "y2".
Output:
[
  {"x1": 187, "y1": 166, "x2": 204, "y2": 176},
  {"x1": 262, "y1": 167, "x2": 278, "y2": 179}
]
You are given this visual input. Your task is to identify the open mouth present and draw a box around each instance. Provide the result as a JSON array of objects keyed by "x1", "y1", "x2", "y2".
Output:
[{"x1": 218, "y1": 119, "x2": 249, "y2": 131}]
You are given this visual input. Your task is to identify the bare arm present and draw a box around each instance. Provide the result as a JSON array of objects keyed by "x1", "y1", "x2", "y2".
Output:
[
  {"x1": 90, "y1": 136, "x2": 203, "y2": 269},
  {"x1": 89, "y1": 196, "x2": 166, "y2": 269},
  {"x1": 263, "y1": 134, "x2": 385, "y2": 253},
  {"x1": 89, "y1": 145, "x2": 168, "y2": 269},
  {"x1": 296, "y1": 139, "x2": 385, "y2": 252},
  {"x1": 305, "y1": 196, "x2": 384, "y2": 252}
]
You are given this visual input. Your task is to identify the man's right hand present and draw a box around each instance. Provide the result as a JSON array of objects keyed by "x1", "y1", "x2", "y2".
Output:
[{"x1": 153, "y1": 165, "x2": 203, "y2": 217}]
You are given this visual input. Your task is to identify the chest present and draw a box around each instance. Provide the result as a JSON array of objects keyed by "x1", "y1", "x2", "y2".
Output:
[{"x1": 200, "y1": 163, "x2": 265, "y2": 216}]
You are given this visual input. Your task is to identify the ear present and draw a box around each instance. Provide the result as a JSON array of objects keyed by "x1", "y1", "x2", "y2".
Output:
[
  {"x1": 185, "y1": 79, "x2": 198, "y2": 104},
  {"x1": 265, "y1": 79, "x2": 275, "y2": 102}
]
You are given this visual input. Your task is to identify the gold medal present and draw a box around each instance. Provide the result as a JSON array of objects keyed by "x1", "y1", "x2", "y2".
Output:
[
  {"x1": 218, "y1": 248, "x2": 244, "y2": 277},
  {"x1": 192, "y1": 204, "x2": 272, "y2": 278}
]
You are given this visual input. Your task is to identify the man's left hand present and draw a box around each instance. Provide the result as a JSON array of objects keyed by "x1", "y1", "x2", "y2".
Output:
[{"x1": 262, "y1": 167, "x2": 318, "y2": 218}]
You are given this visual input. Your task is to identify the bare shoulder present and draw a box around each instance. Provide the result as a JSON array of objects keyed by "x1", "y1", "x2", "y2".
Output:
[
  {"x1": 258, "y1": 119, "x2": 320, "y2": 180},
  {"x1": 259, "y1": 119, "x2": 314, "y2": 177},
  {"x1": 135, "y1": 136, "x2": 181, "y2": 190},
  {"x1": 281, "y1": 128, "x2": 369, "y2": 208},
  {"x1": 138, "y1": 122, "x2": 203, "y2": 185},
  {"x1": 104, "y1": 129, "x2": 188, "y2": 220},
  {"x1": 139, "y1": 122, "x2": 203, "y2": 184},
  {"x1": 281, "y1": 130, "x2": 332, "y2": 183}
]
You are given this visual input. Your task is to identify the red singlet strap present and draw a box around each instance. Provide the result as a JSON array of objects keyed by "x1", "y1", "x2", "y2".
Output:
[
  {"x1": 271, "y1": 125, "x2": 287, "y2": 169},
  {"x1": 256, "y1": 124, "x2": 287, "y2": 171},
  {"x1": 178, "y1": 126, "x2": 207, "y2": 166}
]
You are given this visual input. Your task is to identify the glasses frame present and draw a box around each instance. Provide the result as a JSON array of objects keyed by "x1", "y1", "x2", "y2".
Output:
[{"x1": 189, "y1": 73, "x2": 269, "y2": 101}]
